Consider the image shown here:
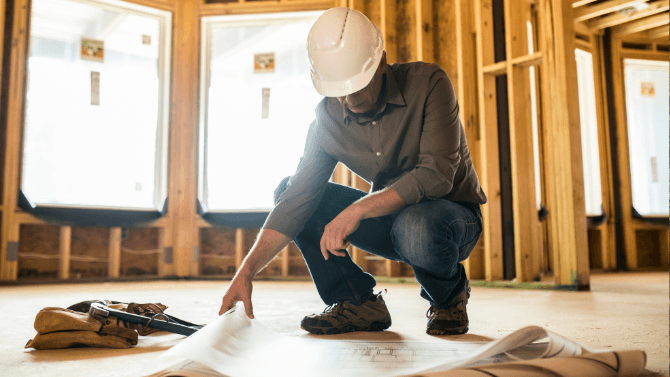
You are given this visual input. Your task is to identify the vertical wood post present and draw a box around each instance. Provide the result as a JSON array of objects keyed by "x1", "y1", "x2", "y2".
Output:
[
  {"x1": 59, "y1": 226, "x2": 72, "y2": 280},
  {"x1": 281, "y1": 246, "x2": 290, "y2": 277},
  {"x1": 504, "y1": 0, "x2": 540, "y2": 282},
  {"x1": 0, "y1": 0, "x2": 30, "y2": 281},
  {"x1": 235, "y1": 228, "x2": 245, "y2": 272},
  {"x1": 168, "y1": 0, "x2": 200, "y2": 277},
  {"x1": 475, "y1": 0, "x2": 504, "y2": 281},
  {"x1": 108, "y1": 227, "x2": 122, "y2": 278},
  {"x1": 537, "y1": 0, "x2": 590, "y2": 288}
]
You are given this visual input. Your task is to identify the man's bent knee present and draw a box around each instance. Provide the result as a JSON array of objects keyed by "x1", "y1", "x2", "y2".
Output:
[{"x1": 274, "y1": 176, "x2": 292, "y2": 205}]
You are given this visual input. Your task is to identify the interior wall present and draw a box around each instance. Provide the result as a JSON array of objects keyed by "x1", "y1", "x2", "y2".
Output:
[{"x1": 0, "y1": 0, "x2": 665, "y2": 285}]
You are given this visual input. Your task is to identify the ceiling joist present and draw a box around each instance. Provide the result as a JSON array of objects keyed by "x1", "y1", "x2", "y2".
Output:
[
  {"x1": 573, "y1": 0, "x2": 599, "y2": 7},
  {"x1": 648, "y1": 24, "x2": 670, "y2": 38},
  {"x1": 588, "y1": 0, "x2": 669, "y2": 30},
  {"x1": 574, "y1": 0, "x2": 649, "y2": 23},
  {"x1": 612, "y1": 12, "x2": 669, "y2": 34}
]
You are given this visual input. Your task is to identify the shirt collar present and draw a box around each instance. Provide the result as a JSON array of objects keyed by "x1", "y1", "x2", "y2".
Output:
[{"x1": 343, "y1": 65, "x2": 406, "y2": 126}]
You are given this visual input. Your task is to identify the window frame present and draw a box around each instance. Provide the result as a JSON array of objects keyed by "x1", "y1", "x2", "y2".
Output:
[
  {"x1": 21, "y1": 0, "x2": 172, "y2": 212},
  {"x1": 198, "y1": 11, "x2": 324, "y2": 215}
]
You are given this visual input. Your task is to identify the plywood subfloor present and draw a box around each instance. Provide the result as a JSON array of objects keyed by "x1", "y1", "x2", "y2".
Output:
[{"x1": 0, "y1": 272, "x2": 667, "y2": 376}]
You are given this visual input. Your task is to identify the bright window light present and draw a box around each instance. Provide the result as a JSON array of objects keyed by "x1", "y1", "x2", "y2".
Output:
[
  {"x1": 527, "y1": 21, "x2": 542, "y2": 211},
  {"x1": 22, "y1": 0, "x2": 171, "y2": 210},
  {"x1": 623, "y1": 59, "x2": 669, "y2": 216},
  {"x1": 575, "y1": 48, "x2": 604, "y2": 216},
  {"x1": 200, "y1": 12, "x2": 324, "y2": 212}
]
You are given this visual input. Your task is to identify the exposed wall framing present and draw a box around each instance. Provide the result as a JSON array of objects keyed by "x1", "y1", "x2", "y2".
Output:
[{"x1": 1, "y1": 0, "x2": 664, "y2": 284}]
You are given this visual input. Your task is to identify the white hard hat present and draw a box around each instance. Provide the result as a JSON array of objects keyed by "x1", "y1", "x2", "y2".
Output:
[{"x1": 308, "y1": 8, "x2": 384, "y2": 97}]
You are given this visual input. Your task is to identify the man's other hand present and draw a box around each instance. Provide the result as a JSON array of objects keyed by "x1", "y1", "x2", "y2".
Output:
[
  {"x1": 320, "y1": 207, "x2": 362, "y2": 260},
  {"x1": 219, "y1": 273, "x2": 254, "y2": 318}
]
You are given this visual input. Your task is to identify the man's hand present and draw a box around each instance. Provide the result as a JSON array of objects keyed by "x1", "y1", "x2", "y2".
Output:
[
  {"x1": 219, "y1": 272, "x2": 254, "y2": 318},
  {"x1": 320, "y1": 207, "x2": 363, "y2": 260}
]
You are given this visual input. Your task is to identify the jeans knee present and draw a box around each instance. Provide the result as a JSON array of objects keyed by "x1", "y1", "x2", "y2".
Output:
[
  {"x1": 273, "y1": 176, "x2": 292, "y2": 205},
  {"x1": 392, "y1": 211, "x2": 436, "y2": 267}
]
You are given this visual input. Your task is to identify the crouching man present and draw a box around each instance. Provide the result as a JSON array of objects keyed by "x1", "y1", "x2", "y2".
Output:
[{"x1": 219, "y1": 7, "x2": 487, "y2": 336}]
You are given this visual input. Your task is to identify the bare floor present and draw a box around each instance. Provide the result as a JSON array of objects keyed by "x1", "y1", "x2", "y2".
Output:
[{"x1": 0, "y1": 272, "x2": 667, "y2": 376}]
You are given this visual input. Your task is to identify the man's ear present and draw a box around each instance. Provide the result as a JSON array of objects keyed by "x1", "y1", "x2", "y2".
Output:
[{"x1": 379, "y1": 50, "x2": 387, "y2": 74}]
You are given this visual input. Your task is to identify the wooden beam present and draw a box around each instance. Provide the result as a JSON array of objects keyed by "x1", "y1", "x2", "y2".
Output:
[
  {"x1": 108, "y1": 228, "x2": 122, "y2": 278},
  {"x1": 504, "y1": 0, "x2": 541, "y2": 283},
  {"x1": 1, "y1": 0, "x2": 30, "y2": 281},
  {"x1": 482, "y1": 61, "x2": 508, "y2": 75},
  {"x1": 574, "y1": 0, "x2": 649, "y2": 23},
  {"x1": 59, "y1": 227, "x2": 72, "y2": 280},
  {"x1": 588, "y1": 0, "x2": 668, "y2": 30},
  {"x1": 475, "y1": 0, "x2": 504, "y2": 281},
  {"x1": 612, "y1": 12, "x2": 669, "y2": 35},
  {"x1": 573, "y1": 0, "x2": 599, "y2": 7},
  {"x1": 511, "y1": 51, "x2": 544, "y2": 68},
  {"x1": 648, "y1": 24, "x2": 670, "y2": 38},
  {"x1": 281, "y1": 246, "x2": 290, "y2": 277},
  {"x1": 169, "y1": 0, "x2": 199, "y2": 277},
  {"x1": 199, "y1": 0, "x2": 336, "y2": 16},
  {"x1": 591, "y1": 34, "x2": 617, "y2": 271},
  {"x1": 235, "y1": 228, "x2": 245, "y2": 272},
  {"x1": 537, "y1": 0, "x2": 590, "y2": 287}
]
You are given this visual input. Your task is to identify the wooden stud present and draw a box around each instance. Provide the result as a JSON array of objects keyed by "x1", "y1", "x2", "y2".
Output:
[
  {"x1": 281, "y1": 246, "x2": 290, "y2": 277},
  {"x1": 475, "y1": 0, "x2": 504, "y2": 281},
  {"x1": 590, "y1": 34, "x2": 617, "y2": 271},
  {"x1": 168, "y1": 0, "x2": 200, "y2": 277},
  {"x1": 612, "y1": 13, "x2": 669, "y2": 35},
  {"x1": 108, "y1": 228, "x2": 122, "y2": 278},
  {"x1": 235, "y1": 228, "x2": 245, "y2": 272},
  {"x1": 59, "y1": 227, "x2": 72, "y2": 280},
  {"x1": 574, "y1": 0, "x2": 649, "y2": 23},
  {"x1": 1, "y1": 0, "x2": 30, "y2": 281},
  {"x1": 588, "y1": 0, "x2": 668, "y2": 30},
  {"x1": 384, "y1": 0, "x2": 397, "y2": 63},
  {"x1": 537, "y1": 0, "x2": 590, "y2": 287},
  {"x1": 504, "y1": 0, "x2": 541, "y2": 282},
  {"x1": 158, "y1": 225, "x2": 174, "y2": 276},
  {"x1": 648, "y1": 25, "x2": 670, "y2": 39}
]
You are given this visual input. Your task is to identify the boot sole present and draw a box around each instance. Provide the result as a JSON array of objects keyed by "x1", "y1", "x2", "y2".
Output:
[
  {"x1": 426, "y1": 325, "x2": 468, "y2": 336},
  {"x1": 301, "y1": 319, "x2": 392, "y2": 335}
]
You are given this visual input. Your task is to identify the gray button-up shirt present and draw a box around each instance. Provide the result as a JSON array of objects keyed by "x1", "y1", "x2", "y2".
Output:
[{"x1": 263, "y1": 62, "x2": 487, "y2": 240}]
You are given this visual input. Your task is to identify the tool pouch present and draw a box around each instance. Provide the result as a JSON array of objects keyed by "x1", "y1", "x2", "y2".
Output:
[{"x1": 25, "y1": 305, "x2": 138, "y2": 350}]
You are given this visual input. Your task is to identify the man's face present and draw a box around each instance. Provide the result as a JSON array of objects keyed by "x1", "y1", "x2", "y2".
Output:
[{"x1": 337, "y1": 52, "x2": 387, "y2": 114}]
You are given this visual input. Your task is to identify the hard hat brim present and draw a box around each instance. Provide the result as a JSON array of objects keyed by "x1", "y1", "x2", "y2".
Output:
[{"x1": 311, "y1": 50, "x2": 383, "y2": 98}]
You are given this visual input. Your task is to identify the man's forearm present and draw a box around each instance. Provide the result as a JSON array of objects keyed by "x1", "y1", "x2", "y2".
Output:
[
  {"x1": 237, "y1": 228, "x2": 290, "y2": 278},
  {"x1": 350, "y1": 187, "x2": 408, "y2": 220}
]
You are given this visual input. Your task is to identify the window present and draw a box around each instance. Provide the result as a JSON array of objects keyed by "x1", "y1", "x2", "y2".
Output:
[
  {"x1": 22, "y1": 0, "x2": 171, "y2": 210},
  {"x1": 575, "y1": 48, "x2": 603, "y2": 216},
  {"x1": 199, "y1": 12, "x2": 324, "y2": 212},
  {"x1": 623, "y1": 59, "x2": 669, "y2": 216}
]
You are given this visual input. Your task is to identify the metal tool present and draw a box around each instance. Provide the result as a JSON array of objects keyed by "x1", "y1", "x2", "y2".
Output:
[{"x1": 88, "y1": 301, "x2": 203, "y2": 336}]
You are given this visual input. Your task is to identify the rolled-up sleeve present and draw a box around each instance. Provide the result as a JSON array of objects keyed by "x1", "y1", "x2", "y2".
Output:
[
  {"x1": 391, "y1": 69, "x2": 462, "y2": 205},
  {"x1": 262, "y1": 120, "x2": 338, "y2": 239}
]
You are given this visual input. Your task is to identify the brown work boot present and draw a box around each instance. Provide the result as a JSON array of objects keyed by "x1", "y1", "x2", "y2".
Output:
[
  {"x1": 426, "y1": 280, "x2": 470, "y2": 335},
  {"x1": 300, "y1": 292, "x2": 392, "y2": 335}
]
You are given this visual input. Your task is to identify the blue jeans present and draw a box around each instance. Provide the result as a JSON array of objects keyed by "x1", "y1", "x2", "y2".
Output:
[{"x1": 274, "y1": 177, "x2": 483, "y2": 309}]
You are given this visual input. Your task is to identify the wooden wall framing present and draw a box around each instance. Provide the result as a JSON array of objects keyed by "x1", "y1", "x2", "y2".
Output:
[{"x1": 3, "y1": 0, "x2": 662, "y2": 285}]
